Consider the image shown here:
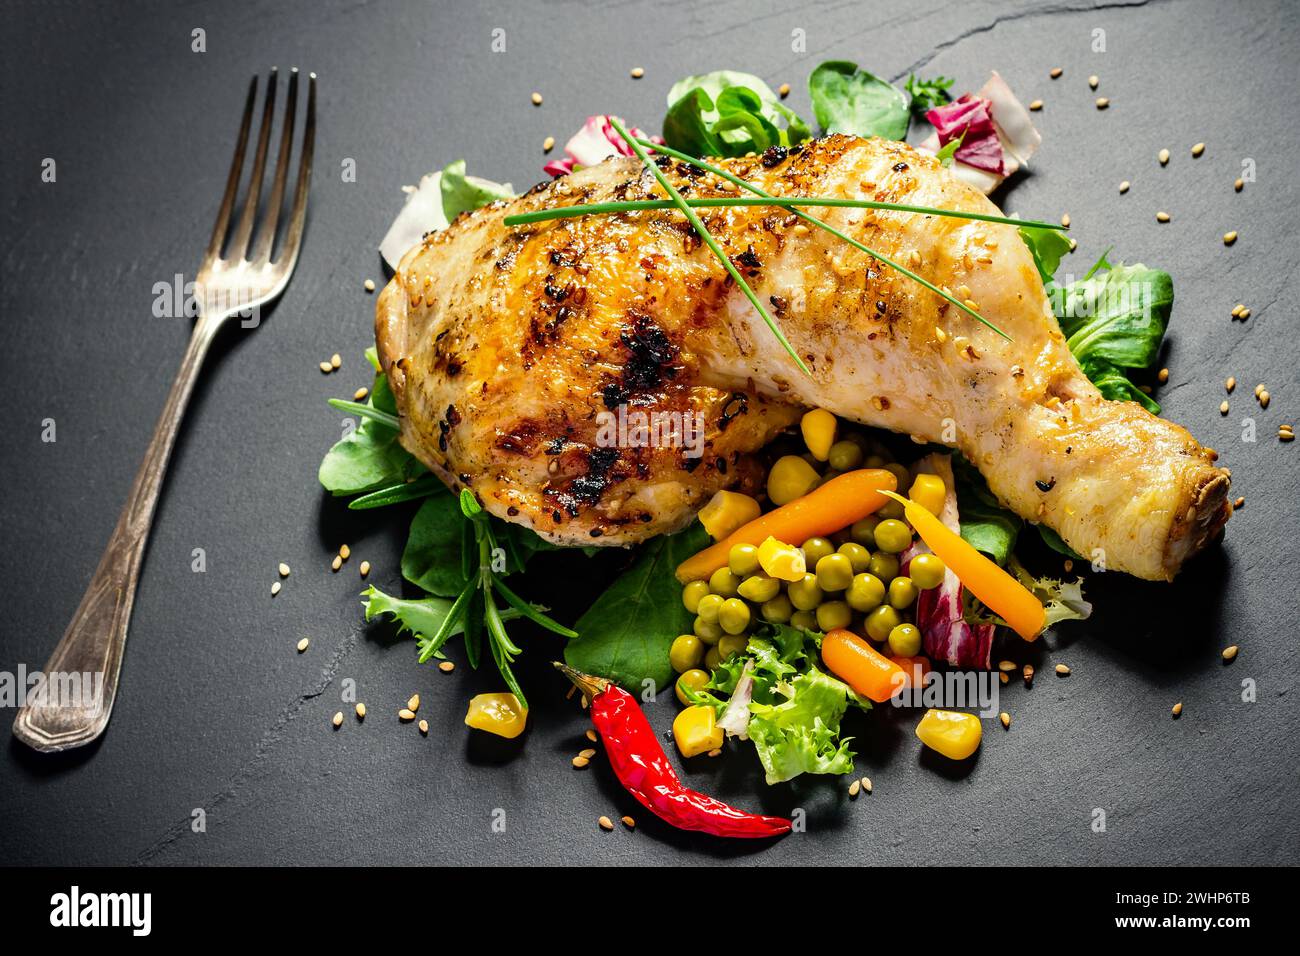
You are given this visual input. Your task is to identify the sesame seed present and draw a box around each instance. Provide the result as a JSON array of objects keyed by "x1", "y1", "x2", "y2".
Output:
[
  {"x1": 1029, "y1": 99, "x2": 1043, "y2": 111},
  {"x1": 1157, "y1": 367, "x2": 1169, "y2": 384},
  {"x1": 1156, "y1": 211, "x2": 1170, "y2": 223},
  {"x1": 332, "y1": 711, "x2": 344, "y2": 728},
  {"x1": 778, "y1": 82, "x2": 791, "y2": 98},
  {"x1": 542, "y1": 136, "x2": 555, "y2": 153},
  {"x1": 1259, "y1": 390, "x2": 1271, "y2": 409},
  {"x1": 1119, "y1": 180, "x2": 1130, "y2": 194},
  {"x1": 271, "y1": 581, "x2": 281, "y2": 597},
  {"x1": 438, "y1": 661, "x2": 455, "y2": 673},
  {"x1": 1192, "y1": 142, "x2": 1205, "y2": 157},
  {"x1": 339, "y1": 544, "x2": 351, "y2": 560},
  {"x1": 585, "y1": 729, "x2": 598, "y2": 742},
  {"x1": 792, "y1": 223, "x2": 809, "y2": 237},
  {"x1": 359, "y1": 560, "x2": 371, "y2": 578},
  {"x1": 399, "y1": 708, "x2": 416, "y2": 721},
  {"x1": 296, "y1": 637, "x2": 309, "y2": 653},
  {"x1": 1255, "y1": 383, "x2": 1265, "y2": 397},
  {"x1": 355, "y1": 703, "x2": 366, "y2": 719},
  {"x1": 1234, "y1": 496, "x2": 1245, "y2": 509},
  {"x1": 1000, "y1": 712, "x2": 1011, "y2": 729},
  {"x1": 319, "y1": 361, "x2": 333, "y2": 373},
  {"x1": 1060, "y1": 213, "x2": 1071, "y2": 228},
  {"x1": 1050, "y1": 67, "x2": 1063, "y2": 78},
  {"x1": 1238, "y1": 308, "x2": 1250, "y2": 319},
  {"x1": 630, "y1": 67, "x2": 644, "y2": 79},
  {"x1": 1158, "y1": 148, "x2": 1170, "y2": 165},
  {"x1": 1234, "y1": 178, "x2": 1244, "y2": 192},
  {"x1": 331, "y1": 555, "x2": 342, "y2": 572},
  {"x1": 1055, "y1": 663, "x2": 1071, "y2": 676},
  {"x1": 848, "y1": 779, "x2": 861, "y2": 798},
  {"x1": 578, "y1": 748, "x2": 596, "y2": 760},
  {"x1": 1095, "y1": 97, "x2": 1109, "y2": 109},
  {"x1": 1279, "y1": 428, "x2": 1294, "y2": 442},
  {"x1": 330, "y1": 353, "x2": 341, "y2": 370},
  {"x1": 418, "y1": 719, "x2": 428, "y2": 735},
  {"x1": 1088, "y1": 74, "x2": 1099, "y2": 89},
  {"x1": 934, "y1": 326, "x2": 947, "y2": 343},
  {"x1": 707, "y1": 748, "x2": 722, "y2": 757},
  {"x1": 861, "y1": 776, "x2": 873, "y2": 793},
  {"x1": 997, "y1": 660, "x2": 1016, "y2": 672},
  {"x1": 278, "y1": 562, "x2": 291, "y2": 578},
  {"x1": 1000, "y1": 672, "x2": 1009, "y2": 685},
  {"x1": 1223, "y1": 231, "x2": 1238, "y2": 245},
  {"x1": 1225, "y1": 377, "x2": 1236, "y2": 392},
  {"x1": 1023, "y1": 664, "x2": 1035, "y2": 683},
  {"x1": 407, "y1": 694, "x2": 420, "y2": 712},
  {"x1": 1220, "y1": 401, "x2": 1230, "y2": 415},
  {"x1": 353, "y1": 386, "x2": 369, "y2": 401},
  {"x1": 530, "y1": 92, "x2": 543, "y2": 106},
  {"x1": 1172, "y1": 702, "x2": 1183, "y2": 717},
  {"x1": 598, "y1": 815, "x2": 614, "y2": 831},
  {"x1": 1068, "y1": 238, "x2": 1078, "y2": 252},
  {"x1": 364, "y1": 278, "x2": 375, "y2": 292},
  {"x1": 621, "y1": 815, "x2": 636, "y2": 829}
]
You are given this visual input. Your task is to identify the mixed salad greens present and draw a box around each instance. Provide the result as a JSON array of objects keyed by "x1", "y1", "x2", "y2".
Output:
[{"x1": 320, "y1": 60, "x2": 1174, "y2": 785}]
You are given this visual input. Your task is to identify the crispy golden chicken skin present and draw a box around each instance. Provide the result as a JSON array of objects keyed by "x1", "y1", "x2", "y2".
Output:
[{"x1": 376, "y1": 135, "x2": 1229, "y2": 580}]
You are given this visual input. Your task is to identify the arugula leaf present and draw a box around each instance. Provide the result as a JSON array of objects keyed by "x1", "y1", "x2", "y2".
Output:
[
  {"x1": 363, "y1": 584, "x2": 527, "y2": 662},
  {"x1": 565, "y1": 523, "x2": 711, "y2": 691},
  {"x1": 439, "y1": 159, "x2": 514, "y2": 222},
  {"x1": 905, "y1": 73, "x2": 955, "y2": 118},
  {"x1": 318, "y1": 364, "x2": 424, "y2": 496},
  {"x1": 663, "y1": 71, "x2": 810, "y2": 158},
  {"x1": 1019, "y1": 226, "x2": 1073, "y2": 285},
  {"x1": 809, "y1": 61, "x2": 909, "y2": 141}
]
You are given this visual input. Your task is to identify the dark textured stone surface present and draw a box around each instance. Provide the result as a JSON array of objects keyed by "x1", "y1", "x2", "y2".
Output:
[{"x1": 1, "y1": 0, "x2": 1296, "y2": 865}]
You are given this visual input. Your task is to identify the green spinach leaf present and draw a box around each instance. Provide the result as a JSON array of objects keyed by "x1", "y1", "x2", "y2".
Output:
[
  {"x1": 809, "y1": 61, "x2": 909, "y2": 141},
  {"x1": 318, "y1": 364, "x2": 423, "y2": 496},
  {"x1": 663, "y1": 71, "x2": 810, "y2": 158}
]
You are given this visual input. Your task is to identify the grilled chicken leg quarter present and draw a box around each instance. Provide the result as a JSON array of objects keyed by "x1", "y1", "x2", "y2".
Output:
[{"x1": 377, "y1": 135, "x2": 1230, "y2": 581}]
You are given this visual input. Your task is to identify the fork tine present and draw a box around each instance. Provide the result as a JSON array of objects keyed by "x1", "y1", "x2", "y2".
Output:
[
  {"x1": 248, "y1": 68, "x2": 298, "y2": 266},
  {"x1": 276, "y1": 71, "x2": 316, "y2": 269},
  {"x1": 226, "y1": 69, "x2": 278, "y2": 262},
  {"x1": 203, "y1": 76, "x2": 258, "y2": 264}
]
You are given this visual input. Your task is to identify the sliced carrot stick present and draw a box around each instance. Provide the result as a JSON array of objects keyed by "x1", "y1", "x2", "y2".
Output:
[
  {"x1": 675, "y1": 469, "x2": 897, "y2": 584},
  {"x1": 821, "y1": 629, "x2": 907, "y2": 703},
  {"x1": 880, "y1": 490, "x2": 1046, "y2": 641}
]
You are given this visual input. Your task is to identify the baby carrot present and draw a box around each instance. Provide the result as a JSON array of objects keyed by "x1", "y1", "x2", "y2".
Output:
[
  {"x1": 821, "y1": 628, "x2": 907, "y2": 703},
  {"x1": 675, "y1": 469, "x2": 897, "y2": 584},
  {"x1": 879, "y1": 490, "x2": 1046, "y2": 640}
]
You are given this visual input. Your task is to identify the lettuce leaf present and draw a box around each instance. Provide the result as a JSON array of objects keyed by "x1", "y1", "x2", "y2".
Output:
[
  {"x1": 663, "y1": 71, "x2": 810, "y2": 158},
  {"x1": 809, "y1": 61, "x2": 909, "y2": 141},
  {"x1": 747, "y1": 667, "x2": 860, "y2": 784}
]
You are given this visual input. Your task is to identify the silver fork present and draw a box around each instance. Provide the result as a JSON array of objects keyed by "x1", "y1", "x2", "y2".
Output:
[{"x1": 13, "y1": 69, "x2": 316, "y2": 752}]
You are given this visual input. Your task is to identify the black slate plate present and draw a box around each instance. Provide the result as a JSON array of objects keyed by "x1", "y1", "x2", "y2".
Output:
[{"x1": 1, "y1": 0, "x2": 1297, "y2": 865}]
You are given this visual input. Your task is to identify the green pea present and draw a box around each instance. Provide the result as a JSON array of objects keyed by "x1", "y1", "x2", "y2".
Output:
[
  {"x1": 718, "y1": 597, "x2": 752, "y2": 635},
  {"x1": 693, "y1": 616, "x2": 722, "y2": 644},
  {"x1": 868, "y1": 552, "x2": 900, "y2": 583},
  {"x1": 728, "y1": 543, "x2": 760, "y2": 577},
  {"x1": 669, "y1": 634, "x2": 704, "y2": 673},
  {"x1": 675, "y1": 668, "x2": 710, "y2": 705},
  {"x1": 865, "y1": 605, "x2": 902, "y2": 642},
  {"x1": 827, "y1": 440, "x2": 864, "y2": 471},
  {"x1": 877, "y1": 498, "x2": 905, "y2": 520},
  {"x1": 708, "y1": 566, "x2": 741, "y2": 597},
  {"x1": 788, "y1": 573, "x2": 824, "y2": 611},
  {"x1": 696, "y1": 593, "x2": 724, "y2": 624},
  {"x1": 816, "y1": 600, "x2": 852, "y2": 631},
  {"x1": 887, "y1": 623, "x2": 922, "y2": 657},
  {"x1": 718, "y1": 633, "x2": 748, "y2": 660},
  {"x1": 681, "y1": 580, "x2": 711, "y2": 614},
  {"x1": 865, "y1": 454, "x2": 887, "y2": 469},
  {"x1": 703, "y1": 646, "x2": 722, "y2": 671},
  {"x1": 790, "y1": 609, "x2": 818, "y2": 631},
  {"x1": 846, "y1": 572, "x2": 886, "y2": 612},
  {"x1": 884, "y1": 462, "x2": 910, "y2": 490},
  {"x1": 815, "y1": 553, "x2": 854, "y2": 591},
  {"x1": 738, "y1": 574, "x2": 781, "y2": 603},
  {"x1": 850, "y1": 516, "x2": 879, "y2": 548},
  {"x1": 837, "y1": 541, "x2": 871, "y2": 573},
  {"x1": 888, "y1": 575, "x2": 918, "y2": 610},
  {"x1": 761, "y1": 593, "x2": 794, "y2": 624},
  {"x1": 909, "y1": 553, "x2": 947, "y2": 589},
  {"x1": 874, "y1": 518, "x2": 913, "y2": 554},
  {"x1": 800, "y1": 536, "x2": 835, "y2": 566}
]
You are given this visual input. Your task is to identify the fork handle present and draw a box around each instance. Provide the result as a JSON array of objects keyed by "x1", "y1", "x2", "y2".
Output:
[{"x1": 13, "y1": 319, "x2": 221, "y2": 752}]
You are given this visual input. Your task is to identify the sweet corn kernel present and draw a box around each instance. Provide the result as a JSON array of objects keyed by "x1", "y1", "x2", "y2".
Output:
[
  {"x1": 697, "y1": 490, "x2": 761, "y2": 541},
  {"x1": 757, "y1": 536, "x2": 807, "y2": 582},
  {"x1": 915, "y1": 708, "x2": 982, "y2": 760},
  {"x1": 909, "y1": 473, "x2": 947, "y2": 517},
  {"x1": 673, "y1": 705, "x2": 724, "y2": 758},
  {"x1": 767, "y1": 455, "x2": 820, "y2": 505},
  {"x1": 800, "y1": 408, "x2": 838, "y2": 462},
  {"x1": 464, "y1": 693, "x2": 528, "y2": 739}
]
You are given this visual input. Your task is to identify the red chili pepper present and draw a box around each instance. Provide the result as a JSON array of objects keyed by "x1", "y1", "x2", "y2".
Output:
[{"x1": 555, "y1": 663, "x2": 791, "y2": 839}]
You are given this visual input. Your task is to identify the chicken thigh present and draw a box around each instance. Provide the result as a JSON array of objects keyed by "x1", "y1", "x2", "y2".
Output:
[{"x1": 375, "y1": 134, "x2": 1229, "y2": 581}]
